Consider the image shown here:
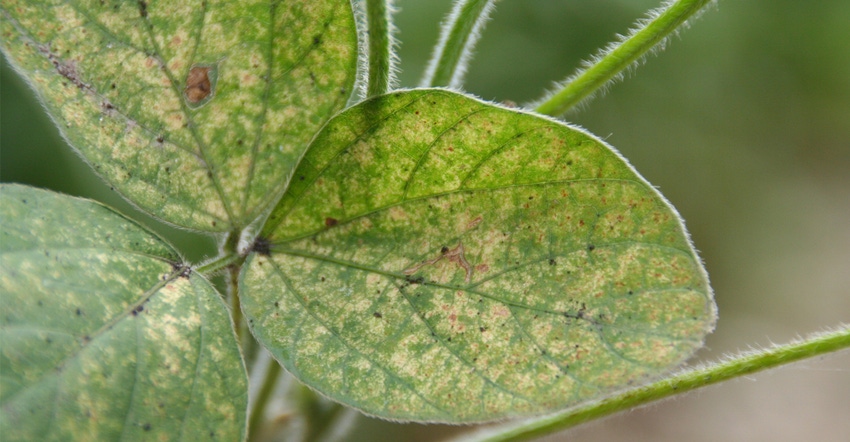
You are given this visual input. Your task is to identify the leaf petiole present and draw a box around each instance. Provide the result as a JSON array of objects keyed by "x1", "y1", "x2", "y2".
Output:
[
  {"x1": 534, "y1": 0, "x2": 713, "y2": 116},
  {"x1": 420, "y1": 0, "x2": 499, "y2": 89},
  {"x1": 459, "y1": 325, "x2": 850, "y2": 442},
  {"x1": 365, "y1": 0, "x2": 396, "y2": 97}
]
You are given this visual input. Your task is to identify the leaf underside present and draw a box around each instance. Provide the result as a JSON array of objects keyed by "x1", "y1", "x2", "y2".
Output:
[
  {"x1": 0, "y1": 184, "x2": 247, "y2": 441},
  {"x1": 241, "y1": 90, "x2": 716, "y2": 422},
  {"x1": 0, "y1": 0, "x2": 358, "y2": 232}
]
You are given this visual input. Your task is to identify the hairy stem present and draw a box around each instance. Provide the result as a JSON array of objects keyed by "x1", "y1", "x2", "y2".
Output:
[
  {"x1": 365, "y1": 0, "x2": 394, "y2": 97},
  {"x1": 421, "y1": 0, "x2": 498, "y2": 89},
  {"x1": 462, "y1": 325, "x2": 850, "y2": 442},
  {"x1": 535, "y1": 0, "x2": 713, "y2": 117},
  {"x1": 193, "y1": 251, "x2": 242, "y2": 275}
]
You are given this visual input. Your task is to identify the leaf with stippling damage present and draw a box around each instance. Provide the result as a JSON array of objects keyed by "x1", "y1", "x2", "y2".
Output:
[
  {"x1": 0, "y1": 0, "x2": 357, "y2": 231},
  {"x1": 0, "y1": 184, "x2": 247, "y2": 441},
  {"x1": 241, "y1": 90, "x2": 716, "y2": 422}
]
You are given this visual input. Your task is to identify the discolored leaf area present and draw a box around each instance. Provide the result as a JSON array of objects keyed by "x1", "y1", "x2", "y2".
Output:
[
  {"x1": 0, "y1": 185, "x2": 247, "y2": 440},
  {"x1": 0, "y1": 0, "x2": 357, "y2": 231},
  {"x1": 241, "y1": 90, "x2": 716, "y2": 422}
]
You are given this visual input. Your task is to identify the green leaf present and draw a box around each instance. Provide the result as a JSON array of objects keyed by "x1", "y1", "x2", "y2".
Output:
[
  {"x1": 0, "y1": 184, "x2": 247, "y2": 440},
  {"x1": 0, "y1": 0, "x2": 358, "y2": 232},
  {"x1": 241, "y1": 90, "x2": 716, "y2": 422}
]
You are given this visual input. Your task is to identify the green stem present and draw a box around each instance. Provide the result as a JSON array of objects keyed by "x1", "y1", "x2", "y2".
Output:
[
  {"x1": 228, "y1": 263, "x2": 246, "y2": 345},
  {"x1": 535, "y1": 0, "x2": 712, "y2": 117},
  {"x1": 299, "y1": 383, "x2": 345, "y2": 442},
  {"x1": 192, "y1": 251, "x2": 242, "y2": 276},
  {"x1": 365, "y1": 0, "x2": 394, "y2": 97},
  {"x1": 421, "y1": 0, "x2": 498, "y2": 88},
  {"x1": 462, "y1": 325, "x2": 850, "y2": 442},
  {"x1": 248, "y1": 356, "x2": 283, "y2": 441}
]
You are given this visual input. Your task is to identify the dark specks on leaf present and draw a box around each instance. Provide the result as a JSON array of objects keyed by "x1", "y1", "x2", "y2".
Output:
[
  {"x1": 137, "y1": 0, "x2": 147, "y2": 17},
  {"x1": 251, "y1": 237, "x2": 272, "y2": 256},
  {"x1": 170, "y1": 261, "x2": 192, "y2": 278},
  {"x1": 325, "y1": 217, "x2": 339, "y2": 227},
  {"x1": 142, "y1": 422, "x2": 151, "y2": 431},
  {"x1": 76, "y1": 308, "x2": 82, "y2": 316},
  {"x1": 587, "y1": 244, "x2": 596, "y2": 251},
  {"x1": 549, "y1": 258, "x2": 556, "y2": 266},
  {"x1": 373, "y1": 312, "x2": 382, "y2": 319},
  {"x1": 403, "y1": 275, "x2": 424, "y2": 285}
]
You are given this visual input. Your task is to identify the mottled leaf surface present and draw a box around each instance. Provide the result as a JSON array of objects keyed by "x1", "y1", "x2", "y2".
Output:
[
  {"x1": 0, "y1": 0, "x2": 357, "y2": 231},
  {"x1": 241, "y1": 90, "x2": 716, "y2": 422},
  {"x1": 0, "y1": 184, "x2": 247, "y2": 441}
]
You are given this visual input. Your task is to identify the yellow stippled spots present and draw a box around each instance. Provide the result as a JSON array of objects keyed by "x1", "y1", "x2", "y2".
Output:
[
  {"x1": 0, "y1": 185, "x2": 247, "y2": 439},
  {"x1": 1, "y1": 0, "x2": 357, "y2": 231},
  {"x1": 242, "y1": 90, "x2": 715, "y2": 422}
]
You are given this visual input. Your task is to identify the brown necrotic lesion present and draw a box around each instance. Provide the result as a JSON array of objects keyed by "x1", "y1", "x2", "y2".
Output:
[
  {"x1": 184, "y1": 66, "x2": 213, "y2": 104},
  {"x1": 403, "y1": 242, "x2": 474, "y2": 283}
]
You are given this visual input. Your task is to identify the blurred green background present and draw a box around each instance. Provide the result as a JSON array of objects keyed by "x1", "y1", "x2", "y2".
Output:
[{"x1": 2, "y1": 1, "x2": 848, "y2": 441}]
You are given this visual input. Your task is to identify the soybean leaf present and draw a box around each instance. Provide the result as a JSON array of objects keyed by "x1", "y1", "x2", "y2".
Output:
[
  {"x1": 240, "y1": 90, "x2": 716, "y2": 422},
  {"x1": 0, "y1": 184, "x2": 247, "y2": 440},
  {"x1": 0, "y1": 0, "x2": 357, "y2": 232}
]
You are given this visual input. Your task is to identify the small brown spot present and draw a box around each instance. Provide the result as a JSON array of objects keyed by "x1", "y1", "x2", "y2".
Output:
[
  {"x1": 373, "y1": 312, "x2": 382, "y2": 319},
  {"x1": 324, "y1": 217, "x2": 338, "y2": 227},
  {"x1": 465, "y1": 216, "x2": 483, "y2": 230},
  {"x1": 405, "y1": 243, "x2": 474, "y2": 283},
  {"x1": 184, "y1": 66, "x2": 212, "y2": 104}
]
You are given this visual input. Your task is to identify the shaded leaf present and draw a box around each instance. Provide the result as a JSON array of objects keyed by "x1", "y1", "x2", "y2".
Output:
[
  {"x1": 0, "y1": 184, "x2": 247, "y2": 440},
  {"x1": 0, "y1": 0, "x2": 358, "y2": 231},
  {"x1": 241, "y1": 90, "x2": 715, "y2": 422}
]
